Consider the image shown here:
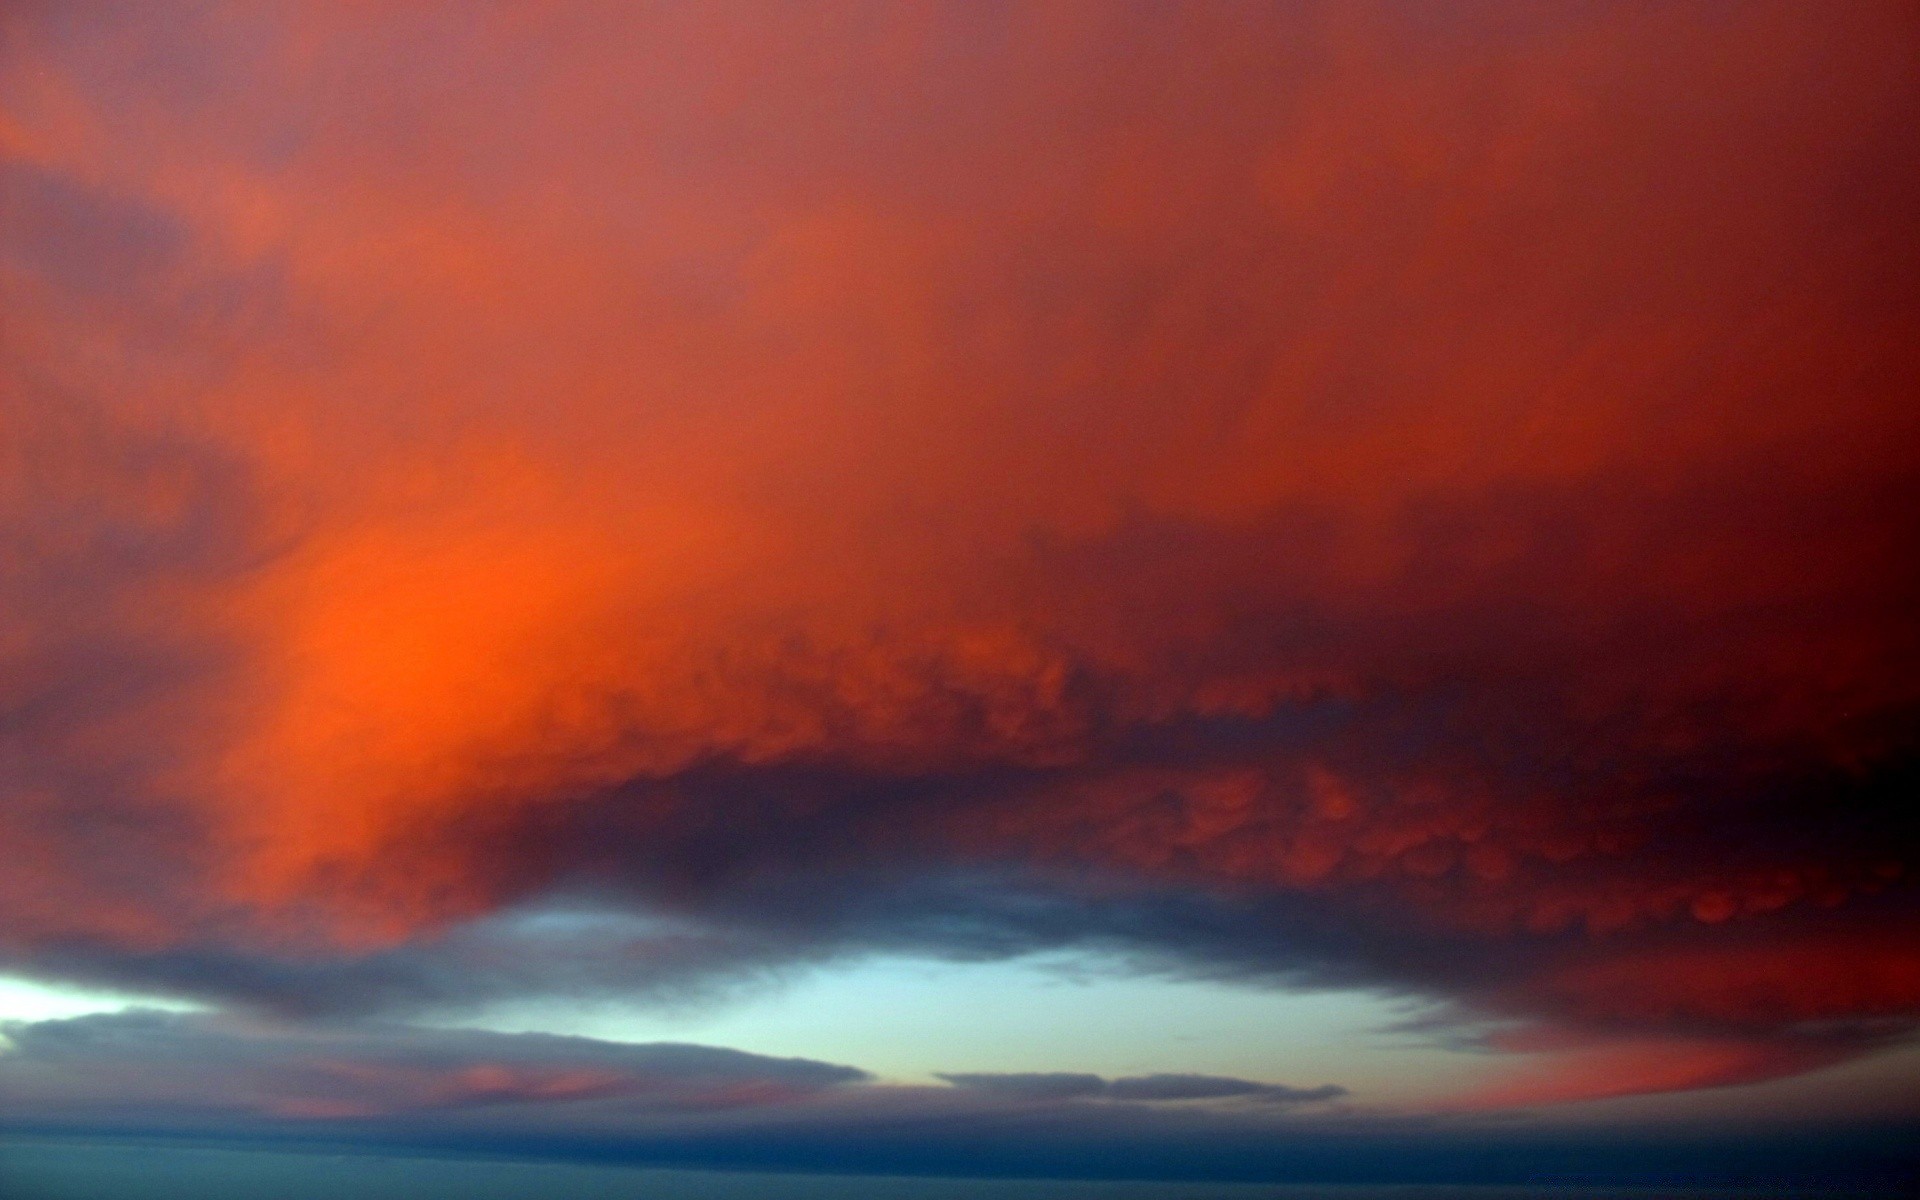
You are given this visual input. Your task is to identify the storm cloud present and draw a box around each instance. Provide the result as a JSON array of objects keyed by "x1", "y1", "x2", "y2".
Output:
[{"x1": 2, "y1": 0, "x2": 1917, "y2": 1122}]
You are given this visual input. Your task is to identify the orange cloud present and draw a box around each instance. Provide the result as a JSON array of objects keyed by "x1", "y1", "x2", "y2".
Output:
[{"x1": 3, "y1": 0, "x2": 1917, "y2": 1109}]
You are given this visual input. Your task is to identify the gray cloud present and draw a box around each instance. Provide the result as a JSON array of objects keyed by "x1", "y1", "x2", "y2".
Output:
[
  {"x1": 0, "y1": 1010, "x2": 868, "y2": 1122},
  {"x1": 936, "y1": 1071, "x2": 1345, "y2": 1107},
  {"x1": 932, "y1": 1073, "x2": 1107, "y2": 1101},
  {"x1": 1107, "y1": 1075, "x2": 1346, "y2": 1105},
  {"x1": 0, "y1": 1011, "x2": 1909, "y2": 1190}
]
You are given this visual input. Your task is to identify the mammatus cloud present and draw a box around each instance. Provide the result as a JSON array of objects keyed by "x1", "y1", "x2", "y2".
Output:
[{"x1": 1, "y1": 0, "x2": 1917, "y2": 1116}]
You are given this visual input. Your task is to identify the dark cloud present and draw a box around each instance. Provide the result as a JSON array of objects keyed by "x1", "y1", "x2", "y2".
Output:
[
  {"x1": 1107, "y1": 1076, "x2": 1345, "y2": 1105},
  {"x1": 0, "y1": 1010, "x2": 867, "y2": 1122},
  {"x1": 0, "y1": 1010, "x2": 1342, "y2": 1153},
  {"x1": 937, "y1": 1072, "x2": 1346, "y2": 1106},
  {"x1": 934, "y1": 1073, "x2": 1107, "y2": 1101}
]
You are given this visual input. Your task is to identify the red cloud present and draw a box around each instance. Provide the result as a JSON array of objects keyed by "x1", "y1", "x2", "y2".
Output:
[
  {"x1": 1528, "y1": 936, "x2": 1920, "y2": 1029},
  {"x1": 2, "y1": 0, "x2": 1917, "y2": 1113},
  {"x1": 1456, "y1": 1031, "x2": 1851, "y2": 1111}
]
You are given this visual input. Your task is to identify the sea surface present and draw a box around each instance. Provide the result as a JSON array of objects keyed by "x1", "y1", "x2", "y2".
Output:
[{"x1": 0, "y1": 1138, "x2": 1882, "y2": 1200}]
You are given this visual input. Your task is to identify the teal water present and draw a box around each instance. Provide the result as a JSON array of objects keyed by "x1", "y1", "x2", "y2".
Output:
[{"x1": 0, "y1": 1138, "x2": 1825, "y2": 1200}]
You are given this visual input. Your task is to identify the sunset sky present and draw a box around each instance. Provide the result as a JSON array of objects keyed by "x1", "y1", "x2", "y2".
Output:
[{"x1": 3, "y1": 2, "x2": 1918, "y2": 1193}]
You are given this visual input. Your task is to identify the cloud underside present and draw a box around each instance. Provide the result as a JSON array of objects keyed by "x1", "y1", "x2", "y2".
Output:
[{"x1": 2, "y1": 0, "x2": 1918, "y2": 1115}]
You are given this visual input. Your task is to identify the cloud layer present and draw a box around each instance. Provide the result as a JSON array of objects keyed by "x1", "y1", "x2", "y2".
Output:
[
  {"x1": 2, "y1": 1011, "x2": 1910, "y2": 1190},
  {"x1": 2, "y1": 0, "x2": 1917, "y2": 1118},
  {"x1": 937, "y1": 1072, "x2": 1345, "y2": 1106},
  {"x1": 0, "y1": 1011, "x2": 868, "y2": 1122}
]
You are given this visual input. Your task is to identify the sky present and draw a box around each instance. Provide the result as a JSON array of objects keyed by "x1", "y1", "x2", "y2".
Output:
[{"x1": 1, "y1": 1, "x2": 1917, "y2": 1193}]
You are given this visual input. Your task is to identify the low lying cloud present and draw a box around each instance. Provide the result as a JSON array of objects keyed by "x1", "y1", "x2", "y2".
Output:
[
  {"x1": 0, "y1": 1011, "x2": 1340, "y2": 1125},
  {"x1": 0, "y1": 1011, "x2": 1909, "y2": 1190},
  {"x1": 938, "y1": 1071, "x2": 1346, "y2": 1106},
  {"x1": 0, "y1": 1011, "x2": 868, "y2": 1123}
]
